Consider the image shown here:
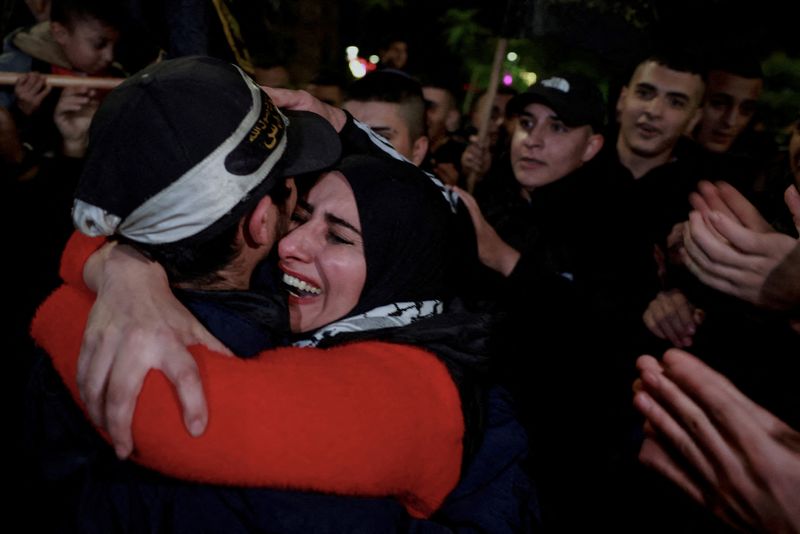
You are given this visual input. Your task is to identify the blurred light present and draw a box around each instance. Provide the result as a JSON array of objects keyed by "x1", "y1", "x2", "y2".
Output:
[
  {"x1": 346, "y1": 46, "x2": 359, "y2": 60},
  {"x1": 349, "y1": 59, "x2": 367, "y2": 78},
  {"x1": 506, "y1": 51, "x2": 518, "y2": 62},
  {"x1": 502, "y1": 73, "x2": 513, "y2": 86},
  {"x1": 520, "y1": 71, "x2": 537, "y2": 86},
  {"x1": 369, "y1": 55, "x2": 379, "y2": 64}
]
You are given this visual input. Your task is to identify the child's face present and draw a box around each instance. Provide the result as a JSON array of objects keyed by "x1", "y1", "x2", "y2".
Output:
[{"x1": 52, "y1": 17, "x2": 119, "y2": 75}]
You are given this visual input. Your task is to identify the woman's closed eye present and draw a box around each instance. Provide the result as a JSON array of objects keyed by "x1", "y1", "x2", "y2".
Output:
[{"x1": 327, "y1": 231, "x2": 354, "y2": 245}]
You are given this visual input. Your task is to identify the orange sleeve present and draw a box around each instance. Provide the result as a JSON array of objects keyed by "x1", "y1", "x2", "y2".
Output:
[
  {"x1": 30, "y1": 284, "x2": 464, "y2": 518},
  {"x1": 59, "y1": 232, "x2": 105, "y2": 290}
]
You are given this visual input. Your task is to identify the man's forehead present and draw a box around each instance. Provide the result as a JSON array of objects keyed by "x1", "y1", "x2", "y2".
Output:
[
  {"x1": 422, "y1": 87, "x2": 452, "y2": 105},
  {"x1": 521, "y1": 101, "x2": 559, "y2": 120},
  {"x1": 632, "y1": 61, "x2": 704, "y2": 99},
  {"x1": 706, "y1": 70, "x2": 763, "y2": 98},
  {"x1": 343, "y1": 100, "x2": 407, "y2": 129}
]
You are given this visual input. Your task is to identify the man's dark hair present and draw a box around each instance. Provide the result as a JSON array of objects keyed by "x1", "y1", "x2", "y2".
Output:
[
  {"x1": 345, "y1": 70, "x2": 426, "y2": 140},
  {"x1": 309, "y1": 69, "x2": 347, "y2": 89},
  {"x1": 635, "y1": 47, "x2": 708, "y2": 82},
  {"x1": 709, "y1": 51, "x2": 763, "y2": 80},
  {"x1": 122, "y1": 180, "x2": 292, "y2": 287},
  {"x1": 419, "y1": 74, "x2": 460, "y2": 110},
  {"x1": 378, "y1": 35, "x2": 407, "y2": 51},
  {"x1": 50, "y1": 0, "x2": 125, "y2": 29}
]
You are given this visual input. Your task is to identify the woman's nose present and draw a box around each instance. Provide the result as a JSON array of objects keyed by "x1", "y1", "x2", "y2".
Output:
[{"x1": 278, "y1": 223, "x2": 318, "y2": 262}]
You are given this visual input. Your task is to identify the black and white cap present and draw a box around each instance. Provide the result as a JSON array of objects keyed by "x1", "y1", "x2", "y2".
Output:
[
  {"x1": 507, "y1": 73, "x2": 605, "y2": 132},
  {"x1": 73, "y1": 55, "x2": 341, "y2": 245}
]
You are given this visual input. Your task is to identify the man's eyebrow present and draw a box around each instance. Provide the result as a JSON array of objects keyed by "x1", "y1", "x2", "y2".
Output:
[
  {"x1": 666, "y1": 91, "x2": 690, "y2": 102},
  {"x1": 519, "y1": 111, "x2": 561, "y2": 122},
  {"x1": 634, "y1": 82, "x2": 657, "y2": 92},
  {"x1": 326, "y1": 213, "x2": 361, "y2": 235}
]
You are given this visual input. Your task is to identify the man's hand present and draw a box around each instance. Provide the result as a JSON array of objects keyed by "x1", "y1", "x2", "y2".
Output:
[
  {"x1": 682, "y1": 209, "x2": 798, "y2": 306},
  {"x1": 634, "y1": 349, "x2": 800, "y2": 534},
  {"x1": 460, "y1": 135, "x2": 491, "y2": 182},
  {"x1": 53, "y1": 85, "x2": 99, "y2": 158},
  {"x1": 785, "y1": 185, "x2": 800, "y2": 234},
  {"x1": 643, "y1": 289, "x2": 705, "y2": 348},
  {"x1": 432, "y1": 161, "x2": 459, "y2": 186},
  {"x1": 689, "y1": 180, "x2": 773, "y2": 233},
  {"x1": 78, "y1": 243, "x2": 231, "y2": 459},
  {"x1": 14, "y1": 72, "x2": 51, "y2": 115},
  {"x1": 262, "y1": 87, "x2": 347, "y2": 132},
  {"x1": 452, "y1": 186, "x2": 520, "y2": 276}
]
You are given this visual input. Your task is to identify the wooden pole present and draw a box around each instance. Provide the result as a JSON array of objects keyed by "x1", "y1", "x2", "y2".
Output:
[
  {"x1": 0, "y1": 72, "x2": 124, "y2": 89},
  {"x1": 466, "y1": 37, "x2": 507, "y2": 194}
]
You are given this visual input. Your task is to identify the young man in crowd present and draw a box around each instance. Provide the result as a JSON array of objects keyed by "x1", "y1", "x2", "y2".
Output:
[
  {"x1": 459, "y1": 85, "x2": 518, "y2": 184},
  {"x1": 342, "y1": 69, "x2": 429, "y2": 166},
  {"x1": 377, "y1": 36, "x2": 408, "y2": 71},
  {"x1": 421, "y1": 80, "x2": 462, "y2": 184},
  {"x1": 457, "y1": 73, "x2": 657, "y2": 531},
  {"x1": 694, "y1": 56, "x2": 763, "y2": 155},
  {"x1": 423, "y1": 81, "x2": 460, "y2": 152}
]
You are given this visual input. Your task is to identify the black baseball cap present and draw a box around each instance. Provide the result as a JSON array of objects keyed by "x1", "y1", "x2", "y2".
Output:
[
  {"x1": 507, "y1": 73, "x2": 605, "y2": 132},
  {"x1": 73, "y1": 55, "x2": 341, "y2": 245}
]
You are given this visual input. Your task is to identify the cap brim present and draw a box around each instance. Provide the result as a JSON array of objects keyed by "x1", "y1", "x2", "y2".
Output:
[{"x1": 279, "y1": 109, "x2": 342, "y2": 177}]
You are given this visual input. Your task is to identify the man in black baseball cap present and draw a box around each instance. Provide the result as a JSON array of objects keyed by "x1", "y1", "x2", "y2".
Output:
[{"x1": 503, "y1": 73, "x2": 605, "y2": 195}]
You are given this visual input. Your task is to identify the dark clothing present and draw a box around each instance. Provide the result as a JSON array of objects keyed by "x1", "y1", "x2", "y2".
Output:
[
  {"x1": 474, "y1": 159, "x2": 657, "y2": 532},
  {"x1": 591, "y1": 137, "x2": 705, "y2": 249},
  {"x1": 173, "y1": 261, "x2": 290, "y2": 357}
]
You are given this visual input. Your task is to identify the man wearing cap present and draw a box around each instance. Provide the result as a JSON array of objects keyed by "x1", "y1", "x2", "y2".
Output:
[
  {"x1": 456, "y1": 73, "x2": 657, "y2": 531},
  {"x1": 28, "y1": 56, "x2": 471, "y2": 531},
  {"x1": 458, "y1": 73, "x2": 606, "y2": 278}
]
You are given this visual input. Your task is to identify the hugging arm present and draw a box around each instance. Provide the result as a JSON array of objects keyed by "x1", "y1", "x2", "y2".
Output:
[
  {"x1": 58, "y1": 233, "x2": 229, "y2": 458},
  {"x1": 32, "y1": 284, "x2": 465, "y2": 518}
]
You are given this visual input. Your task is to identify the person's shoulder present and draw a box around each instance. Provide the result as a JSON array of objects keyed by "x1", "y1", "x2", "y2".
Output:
[
  {"x1": 0, "y1": 26, "x2": 34, "y2": 72},
  {"x1": 8, "y1": 21, "x2": 70, "y2": 70}
]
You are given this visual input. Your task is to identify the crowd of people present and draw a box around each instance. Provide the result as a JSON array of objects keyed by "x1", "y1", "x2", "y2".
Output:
[{"x1": 4, "y1": 1, "x2": 800, "y2": 533}]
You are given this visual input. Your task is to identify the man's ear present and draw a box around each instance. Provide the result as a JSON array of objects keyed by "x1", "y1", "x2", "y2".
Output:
[
  {"x1": 411, "y1": 135, "x2": 429, "y2": 166},
  {"x1": 246, "y1": 195, "x2": 277, "y2": 247},
  {"x1": 581, "y1": 133, "x2": 604, "y2": 163},
  {"x1": 684, "y1": 106, "x2": 703, "y2": 136},
  {"x1": 50, "y1": 21, "x2": 69, "y2": 46},
  {"x1": 616, "y1": 85, "x2": 628, "y2": 116}
]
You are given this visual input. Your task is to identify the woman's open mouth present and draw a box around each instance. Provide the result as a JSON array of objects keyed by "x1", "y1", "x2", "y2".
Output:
[{"x1": 282, "y1": 273, "x2": 322, "y2": 297}]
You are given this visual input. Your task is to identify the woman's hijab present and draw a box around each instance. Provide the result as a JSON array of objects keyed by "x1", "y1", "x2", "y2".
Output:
[{"x1": 341, "y1": 154, "x2": 454, "y2": 315}]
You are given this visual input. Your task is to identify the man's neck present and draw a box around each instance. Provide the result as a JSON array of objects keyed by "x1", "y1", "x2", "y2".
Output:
[
  {"x1": 616, "y1": 136, "x2": 673, "y2": 179},
  {"x1": 175, "y1": 276, "x2": 249, "y2": 292},
  {"x1": 175, "y1": 255, "x2": 256, "y2": 292}
]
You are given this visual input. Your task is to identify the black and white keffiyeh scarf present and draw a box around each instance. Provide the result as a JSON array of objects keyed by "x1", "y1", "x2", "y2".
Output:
[{"x1": 294, "y1": 300, "x2": 443, "y2": 347}]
